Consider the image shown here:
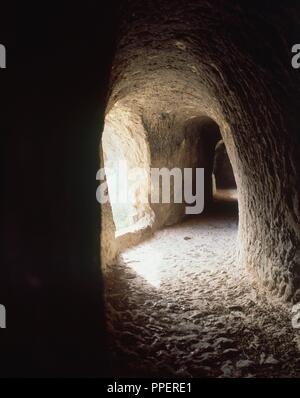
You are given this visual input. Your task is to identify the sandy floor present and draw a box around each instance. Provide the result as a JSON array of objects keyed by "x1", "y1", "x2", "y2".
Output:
[{"x1": 105, "y1": 201, "x2": 300, "y2": 378}]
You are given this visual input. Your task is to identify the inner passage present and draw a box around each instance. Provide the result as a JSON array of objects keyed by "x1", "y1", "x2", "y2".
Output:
[{"x1": 213, "y1": 139, "x2": 238, "y2": 202}]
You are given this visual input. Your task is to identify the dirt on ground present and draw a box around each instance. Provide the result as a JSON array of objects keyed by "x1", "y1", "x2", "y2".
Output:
[{"x1": 105, "y1": 201, "x2": 300, "y2": 378}]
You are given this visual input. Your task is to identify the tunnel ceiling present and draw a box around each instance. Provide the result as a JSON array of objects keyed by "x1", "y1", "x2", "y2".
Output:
[{"x1": 108, "y1": 1, "x2": 299, "y2": 139}]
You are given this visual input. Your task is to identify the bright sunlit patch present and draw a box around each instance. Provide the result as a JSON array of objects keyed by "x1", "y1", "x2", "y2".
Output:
[
  {"x1": 102, "y1": 103, "x2": 152, "y2": 235},
  {"x1": 123, "y1": 247, "x2": 163, "y2": 288}
]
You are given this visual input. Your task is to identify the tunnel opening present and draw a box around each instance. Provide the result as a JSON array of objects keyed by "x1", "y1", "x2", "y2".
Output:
[
  {"x1": 181, "y1": 116, "x2": 239, "y2": 218},
  {"x1": 213, "y1": 139, "x2": 238, "y2": 205}
]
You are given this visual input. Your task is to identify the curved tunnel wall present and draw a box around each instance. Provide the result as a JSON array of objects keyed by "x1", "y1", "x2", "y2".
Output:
[{"x1": 102, "y1": 0, "x2": 300, "y2": 302}]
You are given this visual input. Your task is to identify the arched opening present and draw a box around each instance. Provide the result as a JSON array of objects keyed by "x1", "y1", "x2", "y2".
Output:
[
  {"x1": 213, "y1": 139, "x2": 238, "y2": 203},
  {"x1": 101, "y1": 103, "x2": 154, "y2": 238}
]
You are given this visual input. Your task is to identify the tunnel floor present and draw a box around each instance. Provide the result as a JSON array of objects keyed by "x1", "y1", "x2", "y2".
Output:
[{"x1": 105, "y1": 202, "x2": 300, "y2": 378}]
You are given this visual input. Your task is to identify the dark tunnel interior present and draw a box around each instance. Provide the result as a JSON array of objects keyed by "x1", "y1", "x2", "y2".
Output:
[{"x1": 2, "y1": 1, "x2": 300, "y2": 378}]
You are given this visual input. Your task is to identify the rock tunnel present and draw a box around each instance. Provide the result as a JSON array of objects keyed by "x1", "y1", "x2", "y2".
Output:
[
  {"x1": 101, "y1": 0, "x2": 300, "y2": 302},
  {"x1": 3, "y1": 0, "x2": 300, "y2": 378},
  {"x1": 97, "y1": 0, "x2": 300, "y2": 377}
]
